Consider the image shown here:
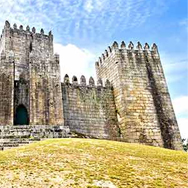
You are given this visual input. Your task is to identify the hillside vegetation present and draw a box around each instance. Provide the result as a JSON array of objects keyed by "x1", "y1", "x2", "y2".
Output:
[{"x1": 0, "y1": 138, "x2": 187, "y2": 188}]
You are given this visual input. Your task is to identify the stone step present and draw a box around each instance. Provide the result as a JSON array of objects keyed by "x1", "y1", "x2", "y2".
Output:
[
  {"x1": 0, "y1": 138, "x2": 41, "y2": 142},
  {"x1": 0, "y1": 140, "x2": 40, "y2": 150},
  {"x1": 2, "y1": 141, "x2": 30, "y2": 145},
  {"x1": 0, "y1": 143, "x2": 19, "y2": 147},
  {"x1": 0, "y1": 125, "x2": 71, "y2": 150},
  {"x1": 0, "y1": 139, "x2": 36, "y2": 145},
  {"x1": 0, "y1": 125, "x2": 71, "y2": 140}
]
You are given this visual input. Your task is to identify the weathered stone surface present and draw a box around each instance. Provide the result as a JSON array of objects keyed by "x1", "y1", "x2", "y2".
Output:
[
  {"x1": 0, "y1": 125, "x2": 70, "y2": 139},
  {"x1": 0, "y1": 20, "x2": 64, "y2": 126},
  {"x1": 0, "y1": 21, "x2": 182, "y2": 150},
  {"x1": 62, "y1": 79, "x2": 120, "y2": 140},
  {"x1": 96, "y1": 41, "x2": 182, "y2": 150}
]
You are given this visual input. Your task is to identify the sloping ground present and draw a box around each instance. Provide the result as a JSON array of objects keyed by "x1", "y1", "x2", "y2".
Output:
[{"x1": 0, "y1": 139, "x2": 187, "y2": 188}]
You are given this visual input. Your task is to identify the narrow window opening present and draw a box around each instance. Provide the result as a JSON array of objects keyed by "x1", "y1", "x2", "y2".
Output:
[{"x1": 29, "y1": 42, "x2": 32, "y2": 52}]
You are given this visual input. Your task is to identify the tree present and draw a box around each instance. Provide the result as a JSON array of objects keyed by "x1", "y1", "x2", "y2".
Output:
[{"x1": 182, "y1": 138, "x2": 188, "y2": 152}]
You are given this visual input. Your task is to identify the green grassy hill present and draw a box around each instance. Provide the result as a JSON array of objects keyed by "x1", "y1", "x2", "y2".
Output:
[{"x1": 0, "y1": 138, "x2": 187, "y2": 188}]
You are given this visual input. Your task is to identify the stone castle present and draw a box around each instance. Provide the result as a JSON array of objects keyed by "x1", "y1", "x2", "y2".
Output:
[{"x1": 0, "y1": 21, "x2": 182, "y2": 150}]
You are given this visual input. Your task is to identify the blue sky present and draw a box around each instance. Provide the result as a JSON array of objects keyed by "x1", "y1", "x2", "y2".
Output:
[{"x1": 0, "y1": 0, "x2": 187, "y2": 138}]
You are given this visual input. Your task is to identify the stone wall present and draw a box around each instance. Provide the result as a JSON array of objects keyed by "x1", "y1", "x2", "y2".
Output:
[
  {"x1": 29, "y1": 54, "x2": 64, "y2": 125},
  {"x1": 0, "y1": 52, "x2": 14, "y2": 125},
  {"x1": 1, "y1": 20, "x2": 53, "y2": 80},
  {"x1": 96, "y1": 41, "x2": 182, "y2": 149},
  {"x1": 0, "y1": 20, "x2": 64, "y2": 126},
  {"x1": 0, "y1": 125, "x2": 70, "y2": 139},
  {"x1": 62, "y1": 75, "x2": 120, "y2": 139},
  {"x1": 14, "y1": 78, "x2": 29, "y2": 120},
  {"x1": 0, "y1": 21, "x2": 182, "y2": 150},
  {"x1": 145, "y1": 47, "x2": 182, "y2": 150}
]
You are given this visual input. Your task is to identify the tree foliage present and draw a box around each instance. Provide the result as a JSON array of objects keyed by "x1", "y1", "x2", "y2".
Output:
[{"x1": 182, "y1": 138, "x2": 188, "y2": 152}]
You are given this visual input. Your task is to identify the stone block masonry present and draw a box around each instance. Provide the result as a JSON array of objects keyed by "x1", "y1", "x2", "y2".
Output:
[
  {"x1": 96, "y1": 41, "x2": 182, "y2": 150},
  {"x1": 0, "y1": 51, "x2": 14, "y2": 125},
  {"x1": 0, "y1": 20, "x2": 64, "y2": 126},
  {"x1": 62, "y1": 75, "x2": 120, "y2": 140},
  {"x1": 0, "y1": 21, "x2": 183, "y2": 150}
]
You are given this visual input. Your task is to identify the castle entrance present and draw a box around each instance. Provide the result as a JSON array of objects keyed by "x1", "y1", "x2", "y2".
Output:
[{"x1": 14, "y1": 105, "x2": 29, "y2": 125}]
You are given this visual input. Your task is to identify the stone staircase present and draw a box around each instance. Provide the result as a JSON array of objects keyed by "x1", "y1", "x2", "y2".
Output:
[
  {"x1": 0, "y1": 125, "x2": 70, "y2": 150},
  {"x1": 0, "y1": 138, "x2": 41, "y2": 150}
]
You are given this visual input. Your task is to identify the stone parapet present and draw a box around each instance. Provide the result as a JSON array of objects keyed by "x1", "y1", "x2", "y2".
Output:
[
  {"x1": 61, "y1": 75, "x2": 121, "y2": 140},
  {"x1": 0, "y1": 125, "x2": 70, "y2": 139},
  {"x1": 95, "y1": 41, "x2": 182, "y2": 150}
]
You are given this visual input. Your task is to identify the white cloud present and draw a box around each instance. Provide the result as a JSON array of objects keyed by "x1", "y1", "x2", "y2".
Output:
[
  {"x1": 172, "y1": 96, "x2": 188, "y2": 139},
  {"x1": 54, "y1": 43, "x2": 96, "y2": 83},
  {"x1": 179, "y1": 18, "x2": 188, "y2": 32},
  {"x1": 179, "y1": 18, "x2": 188, "y2": 26},
  {"x1": 0, "y1": 0, "x2": 168, "y2": 42},
  {"x1": 173, "y1": 96, "x2": 188, "y2": 116},
  {"x1": 177, "y1": 118, "x2": 188, "y2": 139},
  {"x1": 161, "y1": 52, "x2": 188, "y2": 84},
  {"x1": 84, "y1": 0, "x2": 94, "y2": 13}
]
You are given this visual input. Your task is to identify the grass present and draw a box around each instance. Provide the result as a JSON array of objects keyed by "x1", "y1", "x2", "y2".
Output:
[{"x1": 0, "y1": 138, "x2": 187, "y2": 188}]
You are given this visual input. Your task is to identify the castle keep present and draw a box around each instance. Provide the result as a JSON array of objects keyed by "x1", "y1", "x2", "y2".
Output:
[{"x1": 0, "y1": 21, "x2": 182, "y2": 150}]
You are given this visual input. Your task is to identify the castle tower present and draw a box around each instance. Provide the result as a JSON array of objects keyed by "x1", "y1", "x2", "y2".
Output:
[
  {"x1": 0, "y1": 21, "x2": 64, "y2": 126},
  {"x1": 95, "y1": 41, "x2": 182, "y2": 150}
]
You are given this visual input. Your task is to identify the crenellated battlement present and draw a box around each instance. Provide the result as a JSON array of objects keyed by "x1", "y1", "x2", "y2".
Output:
[
  {"x1": 0, "y1": 21, "x2": 55, "y2": 80},
  {"x1": 95, "y1": 40, "x2": 182, "y2": 150},
  {"x1": 62, "y1": 74, "x2": 112, "y2": 88},
  {"x1": 0, "y1": 20, "x2": 182, "y2": 150},
  {"x1": 61, "y1": 74, "x2": 119, "y2": 140},
  {"x1": 95, "y1": 41, "x2": 159, "y2": 66},
  {"x1": 1, "y1": 20, "x2": 53, "y2": 41},
  {"x1": 0, "y1": 20, "x2": 53, "y2": 58}
]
